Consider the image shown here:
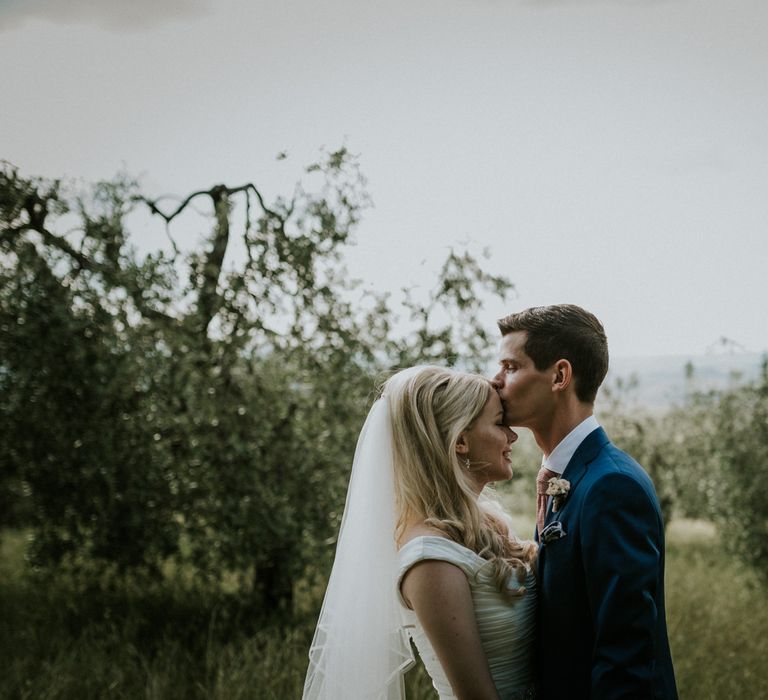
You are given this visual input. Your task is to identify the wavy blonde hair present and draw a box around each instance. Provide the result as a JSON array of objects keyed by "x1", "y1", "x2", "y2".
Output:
[{"x1": 383, "y1": 366, "x2": 537, "y2": 597}]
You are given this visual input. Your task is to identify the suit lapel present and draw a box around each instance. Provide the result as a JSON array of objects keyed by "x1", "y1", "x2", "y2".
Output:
[{"x1": 545, "y1": 427, "x2": 610, "y2": 524}]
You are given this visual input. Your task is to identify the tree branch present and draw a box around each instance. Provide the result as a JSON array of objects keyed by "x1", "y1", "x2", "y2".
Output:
[
  {"x1": 135, "y1": 182, "x2": 281, "y2": 224},
  {"x1": 10, "y1": 220, "x2": 177, "y2": 327},
  {"x1": 134, "y1": 189, "x2": 212, "y2": 225}
]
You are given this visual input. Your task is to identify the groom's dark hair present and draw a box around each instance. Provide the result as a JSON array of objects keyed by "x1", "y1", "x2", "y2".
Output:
[{"x1": 497, "y1": 304, "x2": 609, "y2": 404}]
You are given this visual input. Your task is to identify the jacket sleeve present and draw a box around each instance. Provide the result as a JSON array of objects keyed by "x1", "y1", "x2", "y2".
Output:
[{"x1": 580, "y1": 471, "x2": 662, "y2": 700}]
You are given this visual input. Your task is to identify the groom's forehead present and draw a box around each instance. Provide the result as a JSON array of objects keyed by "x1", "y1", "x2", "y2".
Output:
[{"x1": 497, "y1": 331, "x2": 527, "y2": 358}]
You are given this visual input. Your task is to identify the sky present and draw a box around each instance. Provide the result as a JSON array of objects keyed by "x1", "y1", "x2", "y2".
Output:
[{"x1": 1, "y1": 0, "x2": 767, "y2": 359}]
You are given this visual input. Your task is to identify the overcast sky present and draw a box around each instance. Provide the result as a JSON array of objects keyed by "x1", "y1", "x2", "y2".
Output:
[{"x1": 2, "y1": 0, "x2": 766, "y2": 358}]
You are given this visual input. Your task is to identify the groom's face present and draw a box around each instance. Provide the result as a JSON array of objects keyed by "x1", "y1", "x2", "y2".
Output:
[{"x1": 492, "y1": 331, "x2": 555, "y2": 429}]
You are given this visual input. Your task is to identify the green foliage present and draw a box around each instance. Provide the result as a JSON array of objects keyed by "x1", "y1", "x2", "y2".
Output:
[
  {"x1": 0, "y1": 241, "x2": 177, "y2": 572},
  {"x1": 662, "y1": 360, "x2": 768, "y2": 578},
  {"x1": 0, "y1": 154, "x2": 513, "y2": 613},
  {"x1": 394, "y1": 249, "x2": 514, "y2": 371}
]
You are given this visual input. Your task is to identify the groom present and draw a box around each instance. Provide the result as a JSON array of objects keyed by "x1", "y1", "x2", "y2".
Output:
[{"x1": 491, "y1": 304, "x2": 677, "y2": 700}]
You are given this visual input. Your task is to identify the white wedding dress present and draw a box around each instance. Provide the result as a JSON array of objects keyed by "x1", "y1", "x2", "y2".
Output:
[{"x1": 397, "y1": 536, "x2": 538, "y2": 700}]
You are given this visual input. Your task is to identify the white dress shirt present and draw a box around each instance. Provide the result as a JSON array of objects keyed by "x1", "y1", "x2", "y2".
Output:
[{"x1": 542, "y1": 415, "x2": 601, "y2": 475}]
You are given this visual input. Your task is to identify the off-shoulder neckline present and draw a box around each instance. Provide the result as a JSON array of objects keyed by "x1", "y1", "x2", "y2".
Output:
[{"x1": 397, "y1": 534, "x2": 486, "y2": 561}]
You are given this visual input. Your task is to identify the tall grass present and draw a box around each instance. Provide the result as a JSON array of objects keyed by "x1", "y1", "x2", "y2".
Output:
[
  {"x1": 1, "y1": 520, "x2": 766, "y2": 699},
  {"x1": 664, "y1": 520, "x2": 767, "y2": 699}
]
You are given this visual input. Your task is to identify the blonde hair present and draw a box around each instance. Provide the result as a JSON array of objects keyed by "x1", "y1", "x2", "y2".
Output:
[{"x1": 383, "y1": 366, "x2": 537, "y2": 597}]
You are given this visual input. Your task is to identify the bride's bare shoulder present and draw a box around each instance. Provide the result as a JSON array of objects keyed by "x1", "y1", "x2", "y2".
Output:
[{"x1": 397, "y1": 522, "x2": 449, "y2": 549}]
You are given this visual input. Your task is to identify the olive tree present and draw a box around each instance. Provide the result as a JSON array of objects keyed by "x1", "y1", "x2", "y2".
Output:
[{"x1": 0, "y1": 152, "x2": 513, "y2": 614}]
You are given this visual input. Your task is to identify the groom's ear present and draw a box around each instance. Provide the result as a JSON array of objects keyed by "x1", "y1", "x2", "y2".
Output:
[
  {"x1": 552, "y1": 359, "x2": 573, "y2": 393},
  {"x1": 455, "y1": 433, "x2": 470, "y2": 455}
]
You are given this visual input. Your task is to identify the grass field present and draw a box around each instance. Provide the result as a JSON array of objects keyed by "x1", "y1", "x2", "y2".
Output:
[{"x1": 1, "y1": 519, "x2": 766, "y2": 699}]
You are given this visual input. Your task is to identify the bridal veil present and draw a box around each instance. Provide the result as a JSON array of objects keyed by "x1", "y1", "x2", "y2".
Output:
[{"x1": 302, "y1": 389, "x2": 415, "y2": 699}]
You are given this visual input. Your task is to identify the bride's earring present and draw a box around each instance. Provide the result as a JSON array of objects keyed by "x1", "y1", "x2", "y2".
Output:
[{"x1": 462, "y1": 456, "x2": 471, "y2": 470}]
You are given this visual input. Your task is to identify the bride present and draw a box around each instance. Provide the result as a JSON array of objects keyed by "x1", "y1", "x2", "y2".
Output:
[{"x1": 303, "y1": 366, "x2": 538, "y2": 700}]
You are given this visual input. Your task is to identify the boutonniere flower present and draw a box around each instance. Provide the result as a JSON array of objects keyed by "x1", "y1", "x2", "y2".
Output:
[{"x1": 546, "y1": 477, "x2": 570, "y2": 512}]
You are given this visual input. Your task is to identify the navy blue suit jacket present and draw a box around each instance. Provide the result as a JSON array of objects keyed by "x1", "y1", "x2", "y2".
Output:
[{"x1": 536, "y1": 428, "x2": 678, "y2": 699}]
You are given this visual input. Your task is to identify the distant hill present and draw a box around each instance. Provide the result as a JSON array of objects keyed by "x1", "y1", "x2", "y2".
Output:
[{"x1": 600, "y1": 351, "x2": 766, "y2": 411}]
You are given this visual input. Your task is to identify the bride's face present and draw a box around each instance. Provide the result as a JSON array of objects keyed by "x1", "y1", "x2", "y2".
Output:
[{"x1": 461, "y1": 392, "x2": 518, "y2": 488}]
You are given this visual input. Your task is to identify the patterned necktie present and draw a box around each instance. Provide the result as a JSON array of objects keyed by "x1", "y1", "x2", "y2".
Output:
[{"x1": 536, "y1": 466, "x2": 558, "y2": 537}]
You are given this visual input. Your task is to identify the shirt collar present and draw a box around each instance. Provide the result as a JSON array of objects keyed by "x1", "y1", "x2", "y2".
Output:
[{"x1": 541, "y1": 415, "x2": 600, "y2": 475}]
